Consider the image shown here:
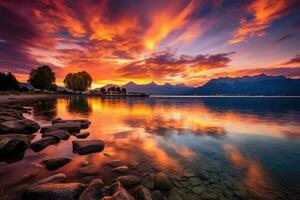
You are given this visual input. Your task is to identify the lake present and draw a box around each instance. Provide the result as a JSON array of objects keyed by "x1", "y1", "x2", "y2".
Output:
[{"x1": 1, "y1": 96, "x2": 300, "y2": 200}]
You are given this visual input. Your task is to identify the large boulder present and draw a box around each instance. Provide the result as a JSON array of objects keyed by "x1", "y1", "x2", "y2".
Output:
[
  {"x1": 103, "y1": 182, "x2": 134, "y2": 200},
  {"x1": 42, "y1": 157, "x2": 72, "y2": 171},
  {"x1": 153, "y1": 172, "x2": 172, "y2": 190},
  {"x1": 79, "y1": 178, "x2": 104, "y2": 200},
  {"x1": 52, "y1": 118, "x2": 91, "y2": 129},
  {"x1": 42, "y1": 130, "x2": 70, "y2": 140},
  {"x1": 47, "y1": 122, "x2": 82, "y2": 133},
  {"x1": 0, "y1": 134, "x2": 31, "y2": 163},
  {"x1": 23, "y1": 173, "x2": 86, "y2": 200},
  {"x1": 30, "y1": 137, "x2": 60, "y2": 152},
  {"x1": 72, "y1": 140, "x2": 105, "y2": 155},
  {"x1": 117, "y1": 175, "x2": 141, "y2": 188},
  {"x1": 0, "y1": 119, "x2": 40, "y2": 134}
]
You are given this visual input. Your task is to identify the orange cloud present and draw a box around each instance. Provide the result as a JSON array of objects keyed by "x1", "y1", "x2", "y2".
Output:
[{"x1": 229, "y1": 0, "x2": 296, "y2": 44}]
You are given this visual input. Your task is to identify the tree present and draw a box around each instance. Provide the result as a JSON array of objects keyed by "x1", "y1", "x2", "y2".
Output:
[
  {"x1": 121, "y1": 88, "x2": 127, "y2": 94},
  {"x1": 100, "y1": 87, "x2": 106, "y2": 94},
  {"x1": 0, "y1": 72, "x2": 20, "y2": 91},
  {"x1": 28, "y1": 65, "x2": 56, "y2": 90},
  {"x1": 63, "y1": 71, "x2": 92, "y2": 93}
]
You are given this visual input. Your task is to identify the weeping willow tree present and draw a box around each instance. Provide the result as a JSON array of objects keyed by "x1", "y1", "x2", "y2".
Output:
[{"x1": 63, "y1": 71, "x2": 92, "y2": 93}]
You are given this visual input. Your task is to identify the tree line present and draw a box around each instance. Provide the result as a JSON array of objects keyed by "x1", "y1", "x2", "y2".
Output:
[{"x1": 0, "y1": 65, "x2": 92, "y2": 93}]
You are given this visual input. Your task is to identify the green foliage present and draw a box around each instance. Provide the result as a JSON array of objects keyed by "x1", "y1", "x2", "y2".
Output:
[
  {"x1": 63, "y1": 71, "x2": 92, "y2": 92},
  {"x1": 28, "y1": 65, "x2": 56, "y2": 90},
  {"x1": 100, "y1": 87, "x2": 107, "y2": 94},
  {"x1": 0, "y1": 72, "x2": 20, "y2": 91}
]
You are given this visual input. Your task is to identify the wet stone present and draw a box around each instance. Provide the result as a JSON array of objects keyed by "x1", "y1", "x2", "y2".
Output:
[
  {"x1": 106, "y1": 160, "x2": 123, "y2": 168},
  {"x1": 72, "y1": 140, "x2": 105, "y2": 155},
  {"x1": 153, "y1": 172, "x2": 172, "y2": 190},
  {"x1": 192, "y1": 186, "x2": 204, "y2": 194},
  {"x1": 30, "y1": 136, "x2": 59, "y2": 152},
  {"x1": 112, "y1": 166, "x2": 129, "y2": 173},
  {"x1": 42, "y1": 130, "x2": 70, "y2": 140},
  {"x1": 79, "y1": 178, "x2": 105, "y2": 200},
  {"x1": 74, "y1": 132, "x2": 90, "y2": 139},
  {"x1": 117, "y1": 175, "x2": 141, "y2": 188},
  {"x1": 0, "y1": 134, "x2": 31, "y2": 163},
  {"x1": 104, "y1": 181, "x2": 134, "y2": 200},
  {"x1": 42, "y1": 157, "x2": 72, "y2": 171},
  {"x1": 189, "y1": 177, "x2": 202, "y2": 186},
  {"x1": 134, "y1": 185, "x2": 152, "y2": 200},
  {"x1": 0, "y1": 119, "x2": 40, "y2": 134}
]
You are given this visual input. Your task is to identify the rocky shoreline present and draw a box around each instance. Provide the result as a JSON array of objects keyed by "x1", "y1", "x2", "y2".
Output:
[
  {"x1": 0, "y1": 100, "x2": 252, "y2": 200},
  {"x1": 0, "y1": 101, "x2": 176, "y2": 200}
]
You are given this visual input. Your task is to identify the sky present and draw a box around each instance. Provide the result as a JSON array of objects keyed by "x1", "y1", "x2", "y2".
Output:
[{"x1": 0, "y1": 0, "x2": 300, "y2": 88}]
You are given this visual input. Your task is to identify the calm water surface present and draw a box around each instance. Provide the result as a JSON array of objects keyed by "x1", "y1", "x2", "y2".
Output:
[{"x1": 1, "y1": 96, "x2": 300, "y2": 200}]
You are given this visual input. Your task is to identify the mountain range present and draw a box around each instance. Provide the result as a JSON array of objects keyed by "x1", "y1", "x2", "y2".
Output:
[{"x1": 101, "y1": 74, "x2": 300, "y2": 95}]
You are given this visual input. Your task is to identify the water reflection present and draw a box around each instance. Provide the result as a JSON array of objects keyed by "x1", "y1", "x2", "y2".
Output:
[
  {"x1": 32, "y1": 99, "x2": 57, "y2": 121},
  {"x1": 1, "y1": 97, "x2": 300, "y2": 199}
]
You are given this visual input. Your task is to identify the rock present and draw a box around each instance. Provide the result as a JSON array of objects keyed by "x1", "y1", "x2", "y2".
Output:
[
  {"x1": 42, "y1": 130, "x2": 70, "y2": 140},
  {"x1": 47, "y1": 122, "x2": 82, "y2": 133},
  {"x1": 36, "y1": 173, "x2": 67, "y2": 184},
  {"x1": 104, "y1": 152, "x2": 111, "y2": 156},
  {"x1": 79, "y1": 160, "x2": 90, "y2": 167},
  {"x1": 112, "y1": 166, "x2": 128, "y2": 173},
  {"x1": 117, "y1": 175, "x2": 141, "y2": 188},
  {"x1": 0, "y1": 134, "x2": 31, "y2": 162},
  {"x1": 42, "y1": 157, "x2": 72, "y2": 171},
  {"x1": 106, "y1": 160, "x2": 123, "y2": 168},
  {"x1": 189, "y1": 177, "x2": 202, "y2": 186},
  {"x1": 74, "y1": 132, "x2": 90, "y2": 139},
  {"x1": 30, "y1": 136, "x2": 60, "y2": 152},
  {"x1": 134, "y1": 185, "x2": 152, "y2": 200},
  {"x1": 52, "y1": 118, "x2": 91, "y2": 129},
  {"x1": 0, "y1": 109, "x2": 24, "y2": 120},
  {"x1": 79, "y1": 178, "x2": 104, "y2": 200},
  {"x1": 40, "y1": 126, "x2": 51, "y2": 133},
  {"x1": 0, "y1": 119, "x2": 40, "y2": 134},
  {"x1": 23, "y1": 182, "x2": 86, "y2": 200},
  {"x1": 104, "y1": 182, "x2": 134, "y2": 200},
  {"x1": 192, "y1": 186, "x2": 204, "y2": 194},
  {"x1": 72, "y1": 140, "x2": 105, "y2": 155},
  {"x1": 153, "y1": 172, "x2": 172, "y2": 190}
]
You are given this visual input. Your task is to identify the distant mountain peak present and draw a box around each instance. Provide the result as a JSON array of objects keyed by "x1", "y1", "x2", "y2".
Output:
[{"x1": 148, "y1": 81, "x2": 157, "y2": 86}]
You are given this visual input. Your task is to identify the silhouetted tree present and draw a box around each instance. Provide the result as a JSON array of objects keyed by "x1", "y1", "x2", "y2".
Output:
[
  {"x1": 115, "y1": 87, "x2": 121, "y2": 93},
  {"x1": 0, "y1": 72, "x2": 19, "y2": 91},
  {"x1": 64, "y1": 71, "x2": 92, "y2": 93},
  {"x1": 28, "y1": 65, "x2": 56, "y2": 90},
  {"x1": 121, "y1": 88, "x2": 127, "y2": 94},
  {"x1": 100, "y1": 87, "x2": 106, "y2": 94}
]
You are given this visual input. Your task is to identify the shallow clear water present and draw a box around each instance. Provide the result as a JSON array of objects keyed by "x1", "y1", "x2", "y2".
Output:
[{"x1": 1, "y1": 96, "x2": 300, "y2": 200}]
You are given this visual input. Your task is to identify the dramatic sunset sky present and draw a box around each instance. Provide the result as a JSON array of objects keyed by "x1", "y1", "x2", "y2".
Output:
[{"x1": 0, "y1": 0, "x2": 300, "y2": 88}]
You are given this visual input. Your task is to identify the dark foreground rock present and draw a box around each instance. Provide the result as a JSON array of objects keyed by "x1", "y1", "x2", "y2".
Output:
[
  {"x1": 42, "y1": 130, "x2": 70, "y2": 140},
  {"x1": 117, "y1": 175, "x2": 141, "y2": 188},
  {"x1": 42, "y1": 157, "x2": 72, "y2": 171},
  {"x1": 0, "y1": 119, "x2": 40, "y2": 134},
  {"x1": 134, "y1": 185, "x2": 152, "y2": 200},
  {"x1": 104, "y1": 182, "x2": 134, "y2": 200},
  {"x1": 30, "y1": 136, "x2": 60, "y2": 152},
  {"x1": 74, "y1": 132, "x2": 90, "y2": 139},
  {"x1": 79, "y1": 178, "x2": 104, "y2": 200},
  {"x1": 52, "y1": 118, "x2": 91, "y2": 129},
  {"x1": 0, "y1": 134, "x2": 31, "y2": 163},
  {"x1": 46, "y1": 122, "x2": 82, "y2": 133},
  {"x1": 72, "y1": 140, "x2": 105, "y2": 155},
  {"x1": 23, "y1": 173, "x2": 86, "y2": 200},
  {"x1": 153, "y1": 172, "x2": 172, "y2": 190}
]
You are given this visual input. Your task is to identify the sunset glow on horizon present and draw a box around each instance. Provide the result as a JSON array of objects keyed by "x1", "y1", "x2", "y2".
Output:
[{"x1": 0, "y1": 0, "x2": 300, "y2": 88}]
